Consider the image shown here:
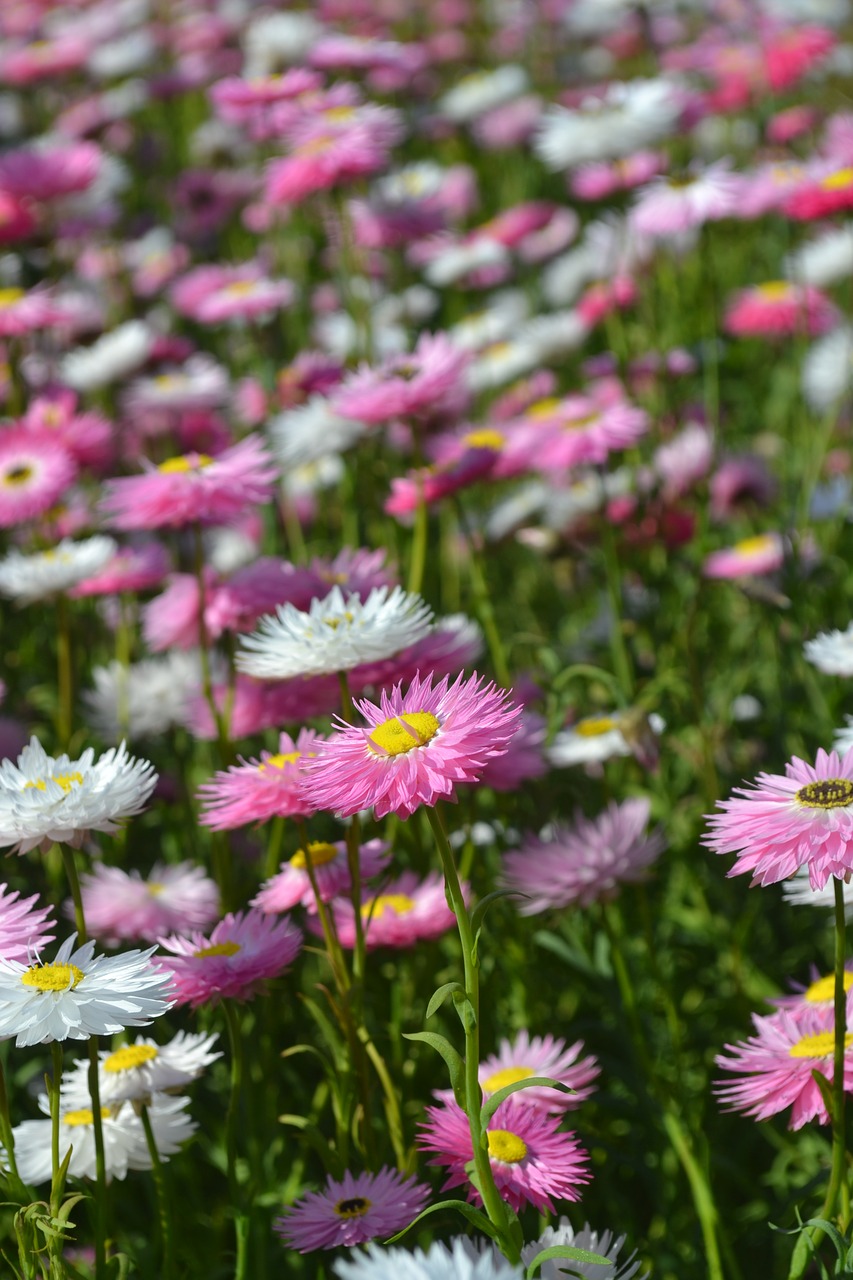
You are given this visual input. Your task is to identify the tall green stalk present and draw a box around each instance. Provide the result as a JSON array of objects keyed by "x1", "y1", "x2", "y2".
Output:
[
  {"x1": 223, "y1": 1000, "x2": 250, "y2": 1280},
  {"x1": 140, "y1": 1104, "x2": 174, "y2": 1280}
]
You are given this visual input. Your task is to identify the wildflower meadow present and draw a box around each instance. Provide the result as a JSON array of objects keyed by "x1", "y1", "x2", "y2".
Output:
[{"x1": 4, "y1": 0, "x2": 853, "y2": 1277}]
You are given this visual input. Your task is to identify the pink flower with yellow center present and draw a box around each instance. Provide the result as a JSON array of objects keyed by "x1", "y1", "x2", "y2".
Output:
[
  {"x1": 253, "y1": 838, "x2": 390, "y2": 914},
  {"x1": 197, "y1": 729, "x2": 324, "y2": 830},
  {"x1": 156, "y1": 909, "x2": 302, "y2": 1008},
  {"x1": 314, "y1": 871, "x2": 460, "y2": 950},
  {"x1": 724, "y1": 281, "x2": 838, "y2": 338}
]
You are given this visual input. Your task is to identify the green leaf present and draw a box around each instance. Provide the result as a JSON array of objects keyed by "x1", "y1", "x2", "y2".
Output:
[
  {"x1": 451, "y1": 990, "x2": 477, "y2": 1033},
  {"x1": 470, "y1": 889, "x2": 527, "y2": 938},
  {"x1": 403, "y1": 1031, "x2": 466, "y2": 1107},
  {"x1": 426, "y1": 981, "x2": 466, "y2": 1020},
  {"x1": 384, "y1": 1198, "x2": 500, "y2": 1244},
  {"x1": 525, "y1": 1244, "x2": 614, "y2": 1277},
  {"x1": 278, "y1": 1114, "x2": 345, "y2": 1177},
  {"x1": 480, "y1": 1076, "x2": 570, "y2": 1128}
]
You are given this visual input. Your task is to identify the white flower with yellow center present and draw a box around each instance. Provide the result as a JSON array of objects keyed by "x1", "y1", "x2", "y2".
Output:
[
  {"x1": 0, "y1": 736, "x2": 158, "y2": 855},
  {"x1": 0, "y1": 536, "x2": 116, "y2": 604},
  {"x1": 84, "y1": 652, "x2": 203, "y2": 741},
  {"x1": 8, "y1": 1094, "x2": 196, "y2": 1185},
  {"x1": 236, "y1": 585, "x2": 433, "y2": 679},
  {"x1": 0, "y1": 934, "x2": 173, "y2": 1047},
  {"x1": 547, "y1": 711, "x2": 665, "y2": 768},
  {"x1": 61, "y1": 1030, "x2": 221, "y2": 1106}
]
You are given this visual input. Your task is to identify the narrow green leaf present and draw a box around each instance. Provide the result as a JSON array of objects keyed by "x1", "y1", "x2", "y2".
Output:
[
  {"x1": 525, "y1": 1244, "x2": 614, "y2": 1277},
  {"x1": 480, "y1": 1076, "x2": 570, "y2": 1128},
  {"x1": 384, "y1": 1197, "x2": 500, "y2": 1244},
  {"x1": 451, "y1": 990, "x2": 477, "y2": 1033},
  {"x1": 403, "y1": 1031, "x2": 466, "y2": 1107},
  {"x1": 470, "y1": 889, "x2": 528, "y2": 938},
  {"x1": 426, "y1": 981, "x2": 466, "y2": 1020}
]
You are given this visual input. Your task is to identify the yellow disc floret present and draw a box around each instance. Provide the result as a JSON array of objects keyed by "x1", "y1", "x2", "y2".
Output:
[
  {"x1": 334, "y1": 1196, "x2": 371, "y2": 1218},
  {"x1": 195, "y1": 941, "x2": 241, "y2": 959},
  {"x1": 482, "y1": 1065, "x2": 534, "y2": 1093},
  {"x1": 157, "y1": 455, "x2": 213, "y2": 474},
  {"x1": 796, "y1": 779, "x2": 853, "y2": 810},
  {"x1": 368, "y1": 711, "x2": 440, "y2": 757},
  {"x1": 487, "y1": 1129, "x2": 528, "y2": 1164},
  {"x1": 806, "y1": 973, "x2": 853, "y2": 1003},
  {"x1": 104, "y1": 1044, "x2": 159, "y2": 1073},
  {"x1": 290, "y1": 842, "x2": 339, "y2": 869},
  {"x1": 789, "y1": 1031, "x2": 853, "y2": 1058},
  {"x1": 63, "y1": 1107, "x2": 110, "y2": 1127},
  {"x1": 362, "y1": 894, "x2": 415, "y2": 919},
  {"x1": 21, "y1": 963, "x2": 84, "y2": 992}
]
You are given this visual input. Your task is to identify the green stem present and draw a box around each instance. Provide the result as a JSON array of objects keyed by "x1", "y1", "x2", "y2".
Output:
[
  {"x1": 46, "y1": 1042, "x2": 66, "y2": 1280},
  {"x1": 407, "y1": 477, "x2": 429, "y2": 597},
  {"x1": 425, "y1": 806, "x2": 519, "y2": 1263},
  {"x1": 452, "y1": 501, "x2": 510, "y2": 689},
  {"x1": 0, "y1": 1057, "x2": 20, "y2": 1183},
  {"x1": 223, "y1": 1001, "x2": 250, "y2": 1280},
  {"x1": 140, "y1": 1105, "x2": 173, "y2": 1280},
  {"x1": 192, "y1": 523, "x2": 231, "y2": 767},
  {"x1": 337, "y1": 672, "x2": 367, "y2": 1010},
  {"x1": 600, "y1": 521, "x2": 634, "y2": 701},
  {"x1": 264, "y1": 816, "x2": 286, "y2": 881},
  {"x1": 56, "y1": 596, "x2": 73, "y2": 750}
]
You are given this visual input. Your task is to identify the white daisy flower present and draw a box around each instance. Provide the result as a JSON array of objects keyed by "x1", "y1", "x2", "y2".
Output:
[
  {"x1": 9, "y1": 1094, "x2": 196, "y2": 1185},
  {"x1": 782, "y1": 865, "x2": 853, "y2": 916},
  {"x1": 534, "y1": 79, "x2": 682, "y2": 170},
  {"x1": 518, "y1": 1219, "x2": 647, "y2": 1279},
  {"x1": 438, "y1": 65, "x2": 529, "y2": 124},
  {"x1": 834, "y1": 715, "x2": 853, "y2": 755},
  {"x1": 548, "y1": 712, "x2": 665, "y2": 768},
  {"x1": 785, "y1": 225, "x2": 853, "y2": 288},
  {"x1": 124, "y1": 355, "x2": 229, "y2": 412},
  {"x1": 0, "y1": 736, "x2": 157, "y2": 855},
  {"x1": 84, "y1": 653, "x2": 203, "y2": 741},
  {"x1": 0, "y1": 934, "x2": 172, "y2": 1047},
  {"x1": 0, "y1": 537, "x2": 117, "y2": 605},
  {"x1": 243, "y1": 11, "x2": 324, "y2": 75},
  {"x1": 448, "y1": 291, "x2": 530, "y2": 352},
  {"x1": 424, "y1": 237, "x2": 510, "y2": 289},
  {"x1": 802, "y1": 326, "x2": 853, "y2": 412},
  {"x1": 268, "y1": 396, "x2": 365, "y2": 471},
  {"x1": 236, "y1": 585, "x2": 433, "y2": 680},
  {"x1": 61, "y1": 1030, "x2": 221, "y2": 1106},
  {"x1": 60, "y1": 320, "x2": 154, "y2": 392},
  {"x1": 334, "y1": 1239, "x2": 524, "y2": 1280},
  {"x1": 466, "y1": 338, "x2": 541, "y2": 393},
  {"x1": 804, "y1": 625, "x2": 853, "y2": 675}
]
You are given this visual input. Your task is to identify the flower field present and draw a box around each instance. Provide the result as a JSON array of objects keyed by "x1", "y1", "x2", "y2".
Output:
[{"x1": 3, "y1": 1, "x2": 853, "y2": 1278}]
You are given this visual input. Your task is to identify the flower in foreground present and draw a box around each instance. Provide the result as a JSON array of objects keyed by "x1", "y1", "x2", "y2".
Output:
[
  {"x1": 75, "y1": 862, "x2": 220, "y2": 945},
  {"x1": 470, "y1": 1218, "x2": 647, "y2": 1279},
  {"x1": 275, "y1": 1166, "x2": 430, "y2": 1252},
  {"x1": 8, "y1": 1094, "x2": 196, "y2": 1184},
  {"x1": 197, "y1": 729, "x2": 324, "y2": 829},
  {"x1": 334, "y1": 1240, "x2": 524, "y2": 1279},
  {"x1": 61, "y1": 1030, "x2": 221, "y2": 1106},
  {"x1": 418, "y1": 1096, "x2": 590, "y2": 1213},
  {"x1": 500, "y1": 799, "x2": 665, "y2": 912},
  {"x1": 0, "y1": 736, "x2": 158, "y2": 855},
  {"x1": 157, "y1": 909, "x2": 302, "y2": 1008},
  {"x1": 714, "y1": 1005, "x2": 853, "y2": 1129},
  {"x1": 301, "y1": 671, "x2": 522, "y2": 819},
  {"x1": 0, "y1": 934, "x2": 173, "y2": 1047},
  {"x1": 703, "y1": 746, "x2": 853, "y2": 889},
  {"x1": 477, "y1": 1030, "x2": 600, "y2": 1113}
]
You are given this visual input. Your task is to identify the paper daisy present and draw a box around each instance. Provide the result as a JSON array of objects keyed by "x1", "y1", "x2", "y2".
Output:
[
  {"x1": 704, "y1": 746, "x2": 853, "y2": 889},
  {"x1": 301, "y1": 671, "x2": 521, "y2": 819},
  {"x1": 61, "y1": 1030, "x2": 221, "y2": 1106},
  {"x1": 253, "y1": 838, "x2": 391, "y2": 914},
  {"x1": 0, "y1": 934, "x2": 173, "y2": 1047},
  {"x1": 0, "y1": 883, "x2": 54, "y2": 962},
  {"x1": 236, "y1": 586, "x2": 433, "y2": 680},
  {"x1": 804, "y1": 625, "x2": 853, "y2": 676},
  {"x1": 0, "y1": 536, "x2": 117, "y2": 605},
  {"x1": 714, "y1": 1006, "x2": 853, "y2": 1129},
  {"x1": 477, "y1": 1030, "x2": 600, "y2": 1114},
  {"x1": 0, "y1": 736, "x2": 158, "y2": 855},
  {"x1": 275, "y1": 1166, "x2": 430, "y2": 1253},
  {"x1": 156, "y1": 909, "x2": 302, "y2": 1008},
  {"x1": 75, "y1": 862, "x2": 220, "y2": 945},
  {"x1": 547, "y1": 712, "x2": 665, "y2": 770},
  {"x1": 518, "y1": 1219, "x2": 647, "y2": 1279},
  {"x1": 418, "y1": 1095, "x2": 590, "y2": 1213},
  {"x1": 316, "y1": 871, "x2": 460, "y2": 950},
  {"x1": 197, "y1": 729, "x2": 324, "y2": 829},
  {"x1": 0, "y1": 427, "x2": 77, "y2": 528},
  {"x1": 334, "y1": 1241, "x2": 525, "y2": 1279},
  {"x1": 83, "y1": 653, "x2": 202, "y2": 742}
]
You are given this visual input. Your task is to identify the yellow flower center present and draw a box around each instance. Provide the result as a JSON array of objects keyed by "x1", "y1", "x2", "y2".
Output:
[
  {"x1": 756, "y1": 282, "x2": 792, "y2": 301},
  {"x1": 148, "y1": 882, "x2": 164, "y2": 897},
  {"x1": 487, "y1": 1129, "x2": 528, "y2": 1164},
  {"x1": 290, "y1": 842, "x2": 339, "y2": 869},
  {"x1": 528, "y1": 397, "x2": 562, "y2": 419},
  {"x1": 324, "y1": 106, "x2": 356, "y2": 124},
  {"x1": 194, "y1": 941, "x2": 241, "y2": 959},
  {"x1": 368, "y1": 711, "x2": 440, "y2": 757},
  {"x1": 733, "y1": 534, "x2": 776, "y2": 557},
  {"x1": 21, "y1": 963, "x2": 84, "y2": 992},
  {"x1": 796, "y1": 779, "x2": 853, "y2": 810},
  {"x1": 259, "y1": 751, "x2": 302, "y2": 771},
  {"x1": 362, "y1": 894, "x2": 415, "y2": 919},
  {"x1": 222, "y1": 280, "x2": 258, "y2": 298},
  {"x1": 158, "y1": 455, "x2": 213, "y2": 474},
  {"x1": 821, "y1": 167, "x2": 853, "y2": 192},
  {"x1": 463, "y1": 429, "x2": 504, "y2": 451},
  {"x1": 24, "y1": 771, "x2": 84, "y2": 794},
  {"x1": 482, "y1": 1065, "x2": 534, "y2": 1092},
  {"x1": 63, "y1": 1107, "x2": 110, "y2": 1127},
  {"x1": 574, "y1": 716, "x2": 619, "y2": 738},
  {"x1": 789, "y1": 1031, "x2": 853, "y2": 1058},
  {"x1": 104, "y1": 1044, "x2": 159, "y2": 1073},
  {"x1": 3, "y1": 464, "x2": 34, "y2": 487},
  {"x1": 0, "y1": 288, "x2": 24, "y2": 308},
  {"x1": 334, "y1": 1196, "x2": 371, "y2": 1219},
  {"x1": 806, "y1": 973, "x2": 853, "y2": 1003}
]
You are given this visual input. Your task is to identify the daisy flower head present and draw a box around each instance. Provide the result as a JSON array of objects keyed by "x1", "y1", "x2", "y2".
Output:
[
  {"x1": 83, "y1": 653, "x2": 201, "y2": 743},
  {"x1": 805, "y1": 624, "x2": 853, "y2": 675},
  {"x1": 0, "y1": 737, "x2": 157, "y2": 855},
  {"x1": 253, "y1": 838, "x2": 391, "y2": 914},
  {"x1": 334, "y1": 1241, "x2": 525, "y2": 1280},
  {"x1": 331, "y1": 332, "x2": 469, "y2": 425},
  {"x1": 170, "y1": 262, "x2": 294, "y2": 325},
  {"x1": 547, "y1": 711, "x2": 665, "y2": 771},
  {"x1": 100, "y1": 435, "x2": 278, "y2": 530},
  {"x1": 714, "y1": 1005, "x2": 853, "y2": 1129},
  {"x1": 702, "y1": 533, "x2": 785, "y2": 579},
  {"x1": 704, "y1": 746, "x2": 853, "y2": 889},
  {"x1": 275, "y1": 1166, "x2": 430, "y2": 1253},
  {"x1": 478, "y1": 1030, "x2": 600, "y2": 1114},
  {"x1": 500, "y1": 799, "x2": 665, "y2": 913},
  {"x1": 0, "y1": 883, "x2": 54, "y2": 961},
  {"x1": 76, "y1": 862, "x2": 220, "y2": 945},
  {"x1": 418, "y1": 1095, "x2": 590, "y2": 1214},
  {"x1": 62, "y1": 1030, "x2": 221, "y2": 1107},
  {"x1": 318, "y1": 871, "x2": 460, "y2": 950},
  {"x1": 518, "y1": 1219, "x2": 647, "y2": 1280},
  {"x1": 0, "y1": 934, "x2": 172, "y2": 1047},
  {"x1": 802, "y1": 325, "x2": 853, "y2": 413},
  {"x1": 10, "y1": 1094, "x2": 196, "y2": 1185},
  {"x1": 0, "y1": 536, "x2": 116, "y2": 605},
  {"x1": 301, "y1": 671, "x2": 522, "y2": 820},
  {"x1": 629, "y1": 162, "x2": 741, "y2": 238},
  {"x1": 236, "y1": 586, "x2": 433, "y2": 680},
  {"x1": 157, "y1": 909, "x2": 302, "y2": 1008},
  {"x1": 0, "y1": 427, "x2": 77, "y2": 528},
  {"x1": 197, "y1": 729, "x2": 324, "y2": 830},
  {"x1": 723, "y1": 282, "x2": 838, "y2": 339}
]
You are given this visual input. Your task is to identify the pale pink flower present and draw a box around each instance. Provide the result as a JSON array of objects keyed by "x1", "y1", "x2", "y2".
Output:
[
  {"x1": 630, "y1": 163, "x2": 741, "y2": 238},
  {"x1": 332, "y1": 332, "x2": 469, "y2": 425},
  {"x1": 317, "y1": 871, "x2": 459, "y2": 950},
  {"x1": 70, "y1": 544, "x2": 170, "y2": 598},
  {"x1": 75, "y1": 863, "x2": 220, "y2": 946},
  {"x1": 703, "y1": 533, "x2": 785, "y2": 579},
  {"x1": 265, "y1": 102, "x2": 403, "y2": 205},
  {"x1": 197, "y1": 729, "x2": 324, "y2": 830},
  {"x1": 210, "y1": 70, "x2": 323, "y2": 126},
  {"x1": 22, "y1": 390, "x2": 113, "y2": 471},
  {"x1": 0, "y1": 427, "x2": 77, "y2": 527},
  {"x1": 255, "y1": 838, "x2": 391, "y2": 914},
  {"x1": 157, "y1": 909, "x2": 302, "y2": 1008},
  {"x1": 571, "y1": 152, "x2": 666, "y2": 201},
  {"x1": 0, "y1": 142, "x2": 101, "y2": 201},
  {"x1": 477, "y1": 1030, "x2": 600, "y2": 1114},
  {"x1": 170, "y1": 264, "x2": 294, "y2": 325},
  {"x1": 0, "y1": 883, "x2": 54, "y2": 962},
  {"x1": 0, "y1": 288, "x2": 66, "y2": 338},
  {"x1": 0, "y1": 36, "x2": 91, "y2": 85}
]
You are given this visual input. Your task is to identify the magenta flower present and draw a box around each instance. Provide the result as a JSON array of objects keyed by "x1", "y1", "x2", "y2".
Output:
[
  {"x1": 314, "y1": 871, "x2": 460, "y2": 950},
  {"x1": 265, "y1": 101, "x2": 402, "y2": 205},
  {"x1": 0, "y1": 288, "x2": 66, "y2": 337},
  {"x1": 418, "y1": 1096, "x2": 590, "y2": 1213},
  {"x1": 274, "y1": 1166, "x2": 429, "y2": 1253},
  {"x1": 22, "y1": 390, "x2": 114, "y2": 471},
  {"x1": 254, "y1": 838, "x2": 390, "y2": 914},
  {"x1": 301, "y1": 671, "x2": 521, "y2": 820},
  {"x1": 704, "y1": 747, "x2": 853, "y2": 889},
  {"x1": 157, "y1": 909, "x2": 302, "y2": 1008},
  {"x1": 331, "y1": 332, "x2": 469, "y2": 425},
  {"x1": 0, "y1": 883, "x2": 54, "y2": 962},
  {"x1": 715, "y1": 1005, "x2": 853, "y2": 1129},
  {"x1": 724, "y1": 282, "x2": 838, "y2": 338},
  {"x1": 0, "y1": 427, "x2": 77, "y2": 528},
  {"x1": 75, "y1": 863, "x2": 220, "y2": 946},
  {"x1": 0, "y1": 142, "x2": 101, "y2": 201},
  {"x1": 100, "y1": 435, "x2": 278, "y2": 530},
  {"x1": 197, "y1": 729, "x2": 324, "y2": 830},
  {"x1": 702, "y1": 533, "x2": 785, "y2": 579}
]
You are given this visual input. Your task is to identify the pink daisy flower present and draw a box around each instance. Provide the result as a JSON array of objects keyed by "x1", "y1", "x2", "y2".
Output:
[
  {"x1": 69, "y1": 544, "x2": 170, "y2": 598},
  {"x1": 22, "y1": 391, "x2": 114, "y2": 471},
  {"x1": 301, "y1": 671, "x2": 522, "y2": 820},
  {"x1": 782, "y1": 165, "x2": 853, "y2": 221},
  {"x1": 501, "y1": 391, "x2": 648, "y2": 476},
  {"x1": 418, "y1": 1096, "x2": 590, "y2": 1213},
  {"x1": 714, "y1": 1005, "x2": 853, "y2": 1129},
  {"x1": 476, "y1": 709, "x2": 548, "y2": 792},
  {"x1": 316, "y1": 871, "x2": 460, "y2": 951},
  {"x1": 349, "y1": 615, "x2": 484, "y2": 694},
  {"x1": 704, "y1": 746, "x2": 853, "y2": 890},
  {"x1": 702, "y1": 533, "x2": 785, "y2": 580},
  {"x1": 771, "y1": 968, "x2": 853, "y2": 1022},
  {"x1": 157, "y1": 909, "x2": 302, "y2": 1008},
  {"x1": 331, "y1": 332, "x2": 469, "y2": 425},
  {"x1": 75, "y1": 863, "x2": 220, "y2": 946},
  {"x1": 253, "y1": 838, "x2": 391, "y2": 914},
  {"x1": 570, "y1": 152, "x2": 666, "y2": 202},
  {"x1": 170, "y1": 263, "x2": 295, "y2": 325},
  {"x1": 0, "y1": 192, "x2": 36, "y2": 245},
  {"x1": 630, "y1": 163, "x2": 741, "y2": 238},
  {"x1": 723, "y1": 282, "x2": 838, "y2": 339},
  {"x1": 0, "y1": 142, "x2": 101, "y2": 201},
  {"x1": 500, "y1": 799, "x2": 665, "y2": 913},
  {"x1": 274, "y1": 1166, "x2": 430, "y2": 1253},
  {"x1": 100, "y1": 435, "x2": 278, "y2": 531},
  {"x1": 0, "y1": 427, "x2": 77, "y2": 527},
  {"x1": 0, "y1": 883, "x2": 54, "y2": 962},
  {"x1": 265, "y1": 102, "x2": 402, "y2": 206},
  {"x1": 0, "y1": 287, "x2": 66, "y2": 337},
  {"x1": 197, "y1": 729, "x2": 324, "y2": 830},
  {"x1": 477, "y1": 1030, "x2": 600, "y2": 1114},
  {"x1": 384, "y1": 442, "x2": 500, "y2": 517}
]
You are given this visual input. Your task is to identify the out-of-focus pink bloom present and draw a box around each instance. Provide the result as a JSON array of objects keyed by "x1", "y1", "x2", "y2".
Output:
[
  {"x1": 577, "y1": 276, "x2": 637, "y2": 327},
  {"x1": 0, "y1": 427, "x2": 77, "y2": 527},
  {"x1": 736, "y1": 160, "x2": 816, "y2": 220},
  {"x1": 472, "y1": 94, "x2": 543, "y2": 149},
  {"x1": 724, "y1": 282, "x2": 838, "y2": 338},
  {"x1": 0, "y1": 288, "x2": 67, "y2": 337},
  {"x1": 703, "y1": 532, "x2": 785, "y2": 579},
  {"x1": 631, "y1": 163, "x2": 741, "y2": 237},
  {"x1": 351, "y1": 613, "x2": 484, "y2": 692},
  {"x1": 254, "y1": 838, "x2": 391, "y2": 914},
  {"x1": 77, "y1": 862, "x2": 220, "y2": 946},
  {"x1": 209, "y1": 69, "x2": 323, "y2": 125},
  {"x1": 501, "y1": 389, "x2": 648, "y2": 476},
  {"x1": 783, "y1": 165, "x2": 853, "y2": 221},
  {"x1": 0, "y1": 192, "x2": 36, "y2": 244},
  {"x1": 385, "y1": 433, "x2": 501, "y2": 517},
  {"x1": 0, "y1": 883, "x2": 54, "y2": 962},
  {"x1": 476, "y1": 709, "x2": 547, "y2": 791},
  {"x1": 277, "y1": 351, "x2": 345, "y2": 407},
  {"x1": 70, "y1": 544, "x2": 170, "y2": 598},
  {"x1": 157, "y1": 909, "x2": 302, "y2": 1008},
  {"x1": 317, "y1": 872, "x2": 460, "y2": 951},
  {"x1": 767, "y1": 105, "x2": 818, "y2": 145},
  {"x1": 170, "y1": 263, "x2": 294, "y2": 325},
  {"x1": 0, "y1": 36, "x2": 91, "y2": 85},
  {"x1": 332, "y1": 332, "x2": 469, "y2": 424},
  {"x1": 654, "y1": 423, "x2": 713, "y2": 500},
  {"x1": 265, "y1": 101, "x2": 403, "y2": 205},
  {"x1": 0, "y1": 143, "x2": 102, "y2": 201},
  {"x1": 234, "y1": 378, "x2": 268, "y2": 426},
  {"x1": 764, "y1": 26, "x2": 835, "y2": 92},
  {"x1": 710, "y1": 455, "x2": 777, "y2": 520},
  {"x1": 22, "y1": 390, "x2": 114, "y2": 471},
  {"x1": 186, "y1": 672, "x2": 339, "y2": 742},
  {"x1": 571, "y1": 152, "x2": 666, "y2": 201}
]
